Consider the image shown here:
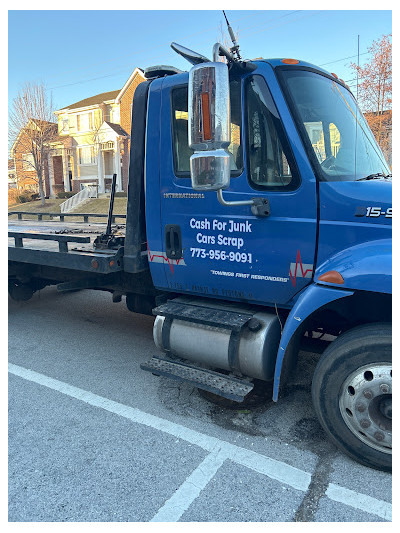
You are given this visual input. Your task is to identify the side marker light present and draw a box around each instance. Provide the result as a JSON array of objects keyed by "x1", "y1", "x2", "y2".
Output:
[{"x1": 318, "y1": 271, "x2": 344, "y2": 284}]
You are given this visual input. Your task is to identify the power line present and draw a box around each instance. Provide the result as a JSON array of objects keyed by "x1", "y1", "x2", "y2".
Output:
[
  {"x1": 45, "y1": 10, "x2": 297, "y2": 84},
  {"x1": 319, "y1": 51, "x2": 369, "y2": 67},
  {"x1": 48, "y1": 10, "x2": 304, "y2": 91},
  {"x1": 46, "y1": 14, "x2": 377, "y2": 96},
  {"x1": 241, "y1": 10, "x2": 322, "y2": 39},
  {"x1": 239, "y1": 10, "x2": 301, "y2": 32}
]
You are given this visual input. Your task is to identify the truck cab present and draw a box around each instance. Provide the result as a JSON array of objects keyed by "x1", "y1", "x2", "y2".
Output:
[
  {"x1": 145, "y1": 58, "x2": 391, "y2": 306},
  {"x1": 139, "y1": 47, "x2": 392, "y2": 471}
]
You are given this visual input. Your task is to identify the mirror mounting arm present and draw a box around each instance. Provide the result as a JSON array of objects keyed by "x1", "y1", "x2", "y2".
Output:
[
  {"x1": 213, "y1": 43, "x2": 234, "y2": 63},
  {"x1": 216, "y1": 190, "x2": 270, "y2": 218},
  {"x1": 216, "y1": 189, "x2": 253, "y2": 207}
]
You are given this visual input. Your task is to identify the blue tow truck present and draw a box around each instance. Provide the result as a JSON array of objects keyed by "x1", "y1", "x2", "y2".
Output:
[{"x1": 8, "y1": 40, "x2": 392, "y2": 471}]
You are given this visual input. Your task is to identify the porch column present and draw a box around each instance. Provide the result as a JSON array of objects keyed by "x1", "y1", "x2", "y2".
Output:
[
  {"x1": 97, "y1": 144, "x2": 105, "y2": 193},
  {"x1": 48, "y1": 152, "x2": 55, "y2": 198},
  {"x1": 114, "y1": 140, "x2": 122, "y2": 192},
  {"x1": 62, "y1": 148, "x2": 70, "y2": 192}
]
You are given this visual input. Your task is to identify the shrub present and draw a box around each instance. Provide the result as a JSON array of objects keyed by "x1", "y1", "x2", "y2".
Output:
[
  {"x1": 17, "y1": 193, "x2": 31, "y2": 203},
  {"x1": 57, "y1": 191, "x2": 75, "y2": 199}
]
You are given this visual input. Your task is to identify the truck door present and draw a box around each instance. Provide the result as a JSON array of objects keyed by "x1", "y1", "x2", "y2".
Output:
[{"x1": 154, "y1": 63, "x2": 318, "y2": 306}]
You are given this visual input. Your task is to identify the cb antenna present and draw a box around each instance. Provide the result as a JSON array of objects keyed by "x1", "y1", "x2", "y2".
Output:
[{"x1": 222, "y1": 10, "x2": 241, "y2": 60}]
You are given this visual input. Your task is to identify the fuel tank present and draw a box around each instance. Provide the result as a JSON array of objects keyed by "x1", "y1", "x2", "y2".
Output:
[{"x1": 153, "y1": 299, "x2": 281, "y2": 381}]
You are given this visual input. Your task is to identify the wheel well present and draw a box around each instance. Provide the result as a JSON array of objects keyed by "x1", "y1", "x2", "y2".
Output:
[
  {"x1": 278, "y1": 291, "x2": 392, "y2": 389},
  {"x1": 299, "y1": 290, "x2": 392, "y2": 338}
]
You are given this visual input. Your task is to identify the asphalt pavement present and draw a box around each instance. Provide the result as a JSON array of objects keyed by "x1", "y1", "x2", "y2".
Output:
[{"x1": 8, "y1": 287, "x2": 392, "y2": 522}]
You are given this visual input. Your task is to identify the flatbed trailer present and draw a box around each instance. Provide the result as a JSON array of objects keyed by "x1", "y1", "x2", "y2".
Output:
[{"x1": 8, "y1": 218, "x2": 124, "y2": 272}]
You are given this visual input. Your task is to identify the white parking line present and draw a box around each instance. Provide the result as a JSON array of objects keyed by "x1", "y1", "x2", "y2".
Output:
[
  {"x1": 150, "y1": 448, "x2": 227, "y2": 522},
  {"x1": 8, "y1": 363, "x2": 392, "y2": 521},
  {"x1": 326, "y1": 484, "x2": 392, "y2": 521}
]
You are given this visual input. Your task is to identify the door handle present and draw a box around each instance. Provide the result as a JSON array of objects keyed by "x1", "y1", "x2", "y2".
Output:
[{"x1": 165, "y1": 224, "x2": 183, "y2": 260}]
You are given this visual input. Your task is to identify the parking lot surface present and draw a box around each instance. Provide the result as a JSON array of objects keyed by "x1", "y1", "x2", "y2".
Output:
[{"x1": 8, "y1": 287, "x2": 392, "y2": 522}]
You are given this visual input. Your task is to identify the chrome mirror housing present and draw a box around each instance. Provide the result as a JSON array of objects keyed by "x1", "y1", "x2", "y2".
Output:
[{"x1": 188, "y1": 62, "x2": 231, "y2": 151}]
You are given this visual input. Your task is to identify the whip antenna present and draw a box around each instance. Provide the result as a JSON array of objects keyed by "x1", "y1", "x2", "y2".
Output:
[{"x1": 222, "y1": 10, "x2": 241, "y2": 60}]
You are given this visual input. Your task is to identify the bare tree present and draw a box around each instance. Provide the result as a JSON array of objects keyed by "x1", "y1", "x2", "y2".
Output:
[
  {"x1": 9, "y1": 82, "x2": 57, "y2": 205},
  {"x1": 350, "y1": 34, "x2": 392, "y2": 157}
]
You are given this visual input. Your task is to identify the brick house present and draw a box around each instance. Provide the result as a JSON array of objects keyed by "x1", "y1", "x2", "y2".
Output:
[
  {"x1": 50, "y1": 67, "x2": 145, "y2": 195},
  {"x1": 9, "y1": 118, "x2": 57, "y2": 196},
  {"x1": 364, "y1": 110, "x2": 392, "y2": 168},
  {"x1": 8, "y1": 159, "x2": 17, "y2": 189}
]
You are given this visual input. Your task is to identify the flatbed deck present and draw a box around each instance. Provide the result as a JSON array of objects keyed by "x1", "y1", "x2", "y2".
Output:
[{"x1": 8, "y1": 219, "x2": 126, "y2": 274}]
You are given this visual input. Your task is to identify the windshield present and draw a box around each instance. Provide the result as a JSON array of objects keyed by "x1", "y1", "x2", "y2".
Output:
[{"x1": 278, "y1": 69, "x2": 390, "y2": 181}]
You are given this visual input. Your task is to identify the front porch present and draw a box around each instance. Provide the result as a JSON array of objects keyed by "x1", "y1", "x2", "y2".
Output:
[{"x1": 48, "y1": 122, "x2": 128, "y2": 197}]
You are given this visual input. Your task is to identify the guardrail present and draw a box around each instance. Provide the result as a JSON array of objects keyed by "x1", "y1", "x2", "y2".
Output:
[{"x1": 8, "y1": 212, "x2": 126, "y2": 223}]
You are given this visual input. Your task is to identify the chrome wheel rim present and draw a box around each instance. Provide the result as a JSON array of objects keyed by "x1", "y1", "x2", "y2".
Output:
[{"x1": 339, "y1": 363, "x2": 392, "y2": 454}]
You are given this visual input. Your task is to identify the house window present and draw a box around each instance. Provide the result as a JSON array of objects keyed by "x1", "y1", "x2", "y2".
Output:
[
  {"x1": 78, "y1": 146, "x2": 96, "y2": 165},
  {"x1": 62, "y1": 118, "x2": 69, "y2": 132},
  {"x1": 112, "y1": 106, "x2": 120, "y2": 123},
  {"x1": 105, "y1": 105, "x2": 112, "y2": 122},
  {"x1": 76, "y1": 112, "x2": 93, "y2": 132},
  {"x1": 22, "y1": 153, "x2": 35, "y2": 171}
]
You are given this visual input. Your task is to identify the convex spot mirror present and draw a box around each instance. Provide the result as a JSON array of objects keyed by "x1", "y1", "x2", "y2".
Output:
[{"x1": 190, "y1": 149, "x2": 230, "y2": 191}]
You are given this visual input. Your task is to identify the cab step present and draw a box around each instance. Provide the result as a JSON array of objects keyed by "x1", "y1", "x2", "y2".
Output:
[
  {"x1": 153, "y1": 300, "x2": 253, "y2": 331},
  {"x1": 140, "y1": 355, "x2": 254, "y2": 402}
]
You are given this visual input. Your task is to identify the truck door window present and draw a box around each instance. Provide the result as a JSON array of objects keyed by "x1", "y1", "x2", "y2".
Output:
[
  {"x1": 171, "y1": 81, "x2": 243, "y2": 177},
  {"x1": 245, "y1": 75, "x2": 298, "y2": 190}
]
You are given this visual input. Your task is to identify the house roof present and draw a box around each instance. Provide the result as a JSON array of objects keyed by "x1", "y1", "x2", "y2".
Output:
[
  {"x1": 115, "y1": 67, "x2": 145, "y2": 103},
  {"x1": 104, "y1": 122, "x2": 129, "y2": 136},
  {"x1": 30, "y1": 118, "x2": 57, "y2": 127},
  {"x1": 60, "y1": 90, "x2": 121, "y2": 111},
  {"x1": 10, "y1": 119, "x2": 58, "y2": 156},
  {"x1": 55, "y1": 67, "x2": 145, "y2": 114}
]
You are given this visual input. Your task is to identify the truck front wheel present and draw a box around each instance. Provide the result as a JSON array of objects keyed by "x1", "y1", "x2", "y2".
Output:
[{"x1": 311, "y1": 323, "x2": 392, "y2": 471}]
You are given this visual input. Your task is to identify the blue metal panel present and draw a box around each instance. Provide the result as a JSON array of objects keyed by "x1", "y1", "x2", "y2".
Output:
[
  {"x1": 261, "y1": 58, "x2": 333, "y2": 77},
  {"x1": 273, "y1": 283, "x2": 354, "y2": 401},
  {"x1": 154, "y1": 63, "x2": 318, "y2": 306},
  {"x1": 315, "y1": 239, "x2": 392, "y2": 294},
  {"x1": 316, "y1": 181, "x2": 392, "y2": 293},
  {"x1": 144, "y1": 78, "x2": 166, "y2": 288}
]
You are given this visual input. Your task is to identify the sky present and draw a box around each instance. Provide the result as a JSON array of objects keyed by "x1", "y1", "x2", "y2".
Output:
[{"x1": 8, "y1": 6, "x2": 392, "y2": 115}]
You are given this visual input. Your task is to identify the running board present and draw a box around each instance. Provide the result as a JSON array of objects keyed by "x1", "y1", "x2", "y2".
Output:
[{"x1": 140, "y1": 356, "x2": 254, "y2": 402}]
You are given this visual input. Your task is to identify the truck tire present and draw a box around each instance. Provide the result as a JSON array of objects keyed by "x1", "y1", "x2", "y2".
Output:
[
  {"x1": 8, "y1": 281, "x2": 34, "y2": 301},
  {"x1": 311, "y1": 323, "x2": 392, "y2": 471}
]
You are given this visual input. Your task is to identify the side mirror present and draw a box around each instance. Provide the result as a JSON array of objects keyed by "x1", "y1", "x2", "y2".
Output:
[
  {"x1": 188, "y1": 61, "x2": 231, "y2": 191},
  {"x1": 187, "y1": 45, "x2": 268, "y2": 216}
]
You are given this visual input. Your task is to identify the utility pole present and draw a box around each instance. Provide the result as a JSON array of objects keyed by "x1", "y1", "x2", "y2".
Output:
[{"x1": 357, "y1": 34, "x2": 360, "y2": 100}]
